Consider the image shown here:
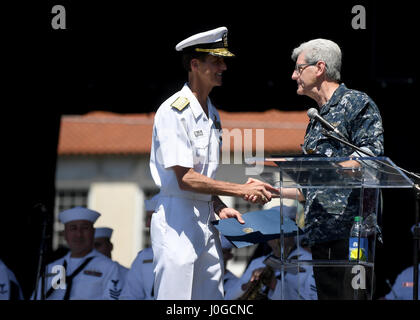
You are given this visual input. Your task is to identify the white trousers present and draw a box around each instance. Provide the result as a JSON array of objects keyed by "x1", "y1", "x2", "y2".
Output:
[{"x1": 151, "y1": 196, "x2": 224, "y2": 300}]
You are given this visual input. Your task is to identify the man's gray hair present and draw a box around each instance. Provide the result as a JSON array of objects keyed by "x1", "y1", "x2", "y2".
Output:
[{"x1": 291, "y1": 39, "x2": 342, "y2": 82}]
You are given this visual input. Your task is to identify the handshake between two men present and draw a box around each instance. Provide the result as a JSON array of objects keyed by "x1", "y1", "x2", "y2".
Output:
[
  {"x1": 172, "y1": 166, "x2": 281, "y2": 225},
  {"x1": 219, "y1": 158, "x2": 363, "y2": 225}
]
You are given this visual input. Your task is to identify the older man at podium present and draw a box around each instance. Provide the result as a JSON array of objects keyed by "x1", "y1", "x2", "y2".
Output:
[{"x1": 284, "y1": 38, "x2": 385, "y2": 299}]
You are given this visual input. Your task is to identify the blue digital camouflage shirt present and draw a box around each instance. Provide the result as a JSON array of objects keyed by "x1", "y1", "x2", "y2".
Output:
[{"x1": 302, "y1": 83, "x2": 384, "y2": 246}]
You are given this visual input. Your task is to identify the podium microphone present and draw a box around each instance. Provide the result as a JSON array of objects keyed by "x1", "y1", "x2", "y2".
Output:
[{"x1": 307, "y1": 108, "x2": 346, "y2": 139}]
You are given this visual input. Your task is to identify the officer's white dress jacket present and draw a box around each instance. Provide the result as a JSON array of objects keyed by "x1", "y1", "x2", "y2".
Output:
[
  {"x1": 150, "y1": 82, "x2": 222, "y2": 200},
  {"x1": 0, "y1": 259, "x2": 24, "y2": 300},
  {"x1": 149, "y1": 83, "x2": 224, "y2": 299},
  {"x1": 120, "y1": 247, "x2": 154, "y2": 300},
  {"x1": 32, "y1": 249, "x2": 124, "y2": 300}
]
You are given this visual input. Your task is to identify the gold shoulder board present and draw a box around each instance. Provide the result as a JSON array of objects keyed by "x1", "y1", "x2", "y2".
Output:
[{"x1": 171, "y1": 97, "x2": 189, "y2": 111}]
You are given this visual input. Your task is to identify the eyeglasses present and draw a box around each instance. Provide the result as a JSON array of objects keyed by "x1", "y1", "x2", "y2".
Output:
[{"x1": 294, "y1": 62, "x2": 318, "y2": 74}]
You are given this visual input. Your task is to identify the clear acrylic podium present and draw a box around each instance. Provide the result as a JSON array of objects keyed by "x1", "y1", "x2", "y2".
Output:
[{"x1": 250, "y1": 156, "x2": 414, "y2": 300}]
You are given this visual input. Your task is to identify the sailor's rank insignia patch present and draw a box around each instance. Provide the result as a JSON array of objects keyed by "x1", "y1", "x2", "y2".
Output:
[{"x1": 171, "y1": 97, "x2": 190, "y2": 111}]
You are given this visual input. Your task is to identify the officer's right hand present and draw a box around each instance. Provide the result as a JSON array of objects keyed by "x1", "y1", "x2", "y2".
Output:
[{"x1": 241, "y1": 178, "x2": 277, "y2": 205}]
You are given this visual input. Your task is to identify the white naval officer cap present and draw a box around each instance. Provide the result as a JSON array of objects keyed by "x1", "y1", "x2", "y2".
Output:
[
  {"x1": 175, "y1": 26, "x2": 235, "y2": 57},
  {"x1": 59, "y1": 206, "x2": 100, "y2": 224},
  {"x1": 145, "y1": 193, "x2": 160, "y2": 211},
  {"x1": 94, "y1": 227, "x2": 113, "y2": 239}
]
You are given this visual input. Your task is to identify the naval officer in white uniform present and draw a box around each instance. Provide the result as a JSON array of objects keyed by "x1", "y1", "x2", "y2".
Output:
[
  {"x1": 32, "y1": 207, "x2": 124, "y2": 300},
  {"x1": 94, "y1": 227, "x2": 129, "y2": 280},
  {"x1": 149, "y1": 26, "x2": 278, "y2": 300}
]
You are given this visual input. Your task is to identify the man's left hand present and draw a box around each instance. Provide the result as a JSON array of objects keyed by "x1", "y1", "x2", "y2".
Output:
[{"x1": 218, "y1": 207, "x2": 245, "y2": 224}]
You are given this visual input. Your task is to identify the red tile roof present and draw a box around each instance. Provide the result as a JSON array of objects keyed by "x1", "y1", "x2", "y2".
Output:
[{"x1": 58, "y1": 109, "x2": 308, "y2": 155}]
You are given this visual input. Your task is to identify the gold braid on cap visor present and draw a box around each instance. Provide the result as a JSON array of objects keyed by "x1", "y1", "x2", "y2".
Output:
[{"x1": 194, "y1": 47, "x2": 235, "y2": 57}]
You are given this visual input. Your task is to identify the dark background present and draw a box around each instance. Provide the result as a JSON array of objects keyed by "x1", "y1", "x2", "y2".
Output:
[{"x1": 1, "y1": 0, "x2": 418, "y2": 300}]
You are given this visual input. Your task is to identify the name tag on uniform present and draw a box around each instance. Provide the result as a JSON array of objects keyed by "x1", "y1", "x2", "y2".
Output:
[
  {"x1": 143, "y1": 259, "x2": 153, "y2": 264},
  {"x1": 194, "y1": 130, "x2": 203, "y2": 137},
  {"x1": 402, "y1": 282, "x2": 413, "y2": 287},
  {"x1": 84, "y1": 270, "x2": 102, "y2": 277}
]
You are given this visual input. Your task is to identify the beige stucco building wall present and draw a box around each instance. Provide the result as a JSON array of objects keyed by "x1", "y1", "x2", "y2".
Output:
[{"x1": 88, "y1": 182, "x2": 144, "y2": 268}]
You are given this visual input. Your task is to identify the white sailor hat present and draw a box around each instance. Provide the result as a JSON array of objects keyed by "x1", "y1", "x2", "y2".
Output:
[
  {"x1": 145, "y1": 193, "x2": 160, "y2": 211},
  {"x1": 59, "y1": 206, "x2": 100, "y2": 224},
  {"x1": 175, "y1": 26, "x2": 235, "y2": 57},
  {"x1": 94, "y1": 227, "x2": 113, "y2": 239}
]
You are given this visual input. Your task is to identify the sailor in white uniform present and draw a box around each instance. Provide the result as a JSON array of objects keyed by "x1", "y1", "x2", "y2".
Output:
[
  {"x1": 120, "y1": 247, "x2": 154, "y2": 300},
  {"x1": 94, "y1": 227, "x2": 129, "y2": 280},
  {"x1": 224, "y1": 237, "x2": 317, "y2": 300},
  {"x1": 384, "y1": 265, "x2": 420, "y2": 300},
  {"x1": 224, "y1": 204, "x2": 317, "y2": 300},
  {"x1": 32, "y1": 207, "x2": 124, "y2": 300},
  {"x1": 119, "y1": 195, "x2": 159, "y2": 300},
  {"x1": 220, "y1": 236, "x2": 239, "y2": 296},
  {"x1": 383, "y1": 223, "x2": 420, "y2": 300},
  {"x1": 149, "y1": 26, "x2": 277, "y2": 300},
  {"x1": 268, "y1": 244, "x2": 317, "y2": 300},
  {"x1": 224, "y1": 249, "x2": 270, "y2": 300},
  {"x1": 0, "y1": 259, "x2": 24, "y2": 300}
]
